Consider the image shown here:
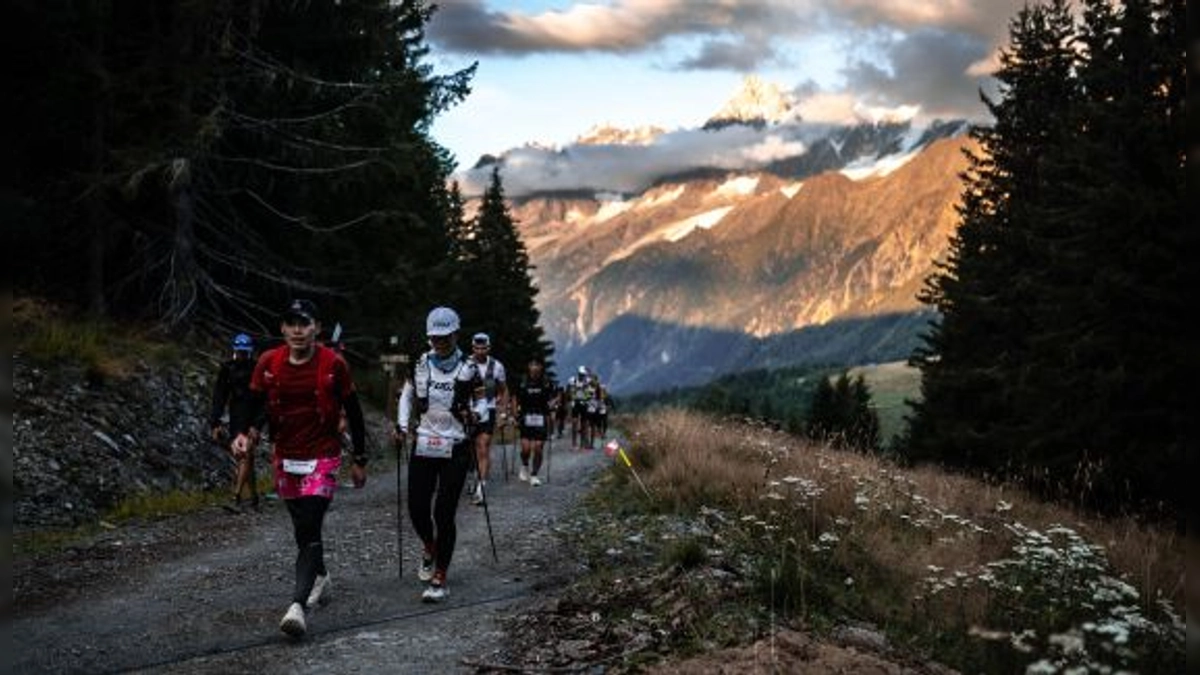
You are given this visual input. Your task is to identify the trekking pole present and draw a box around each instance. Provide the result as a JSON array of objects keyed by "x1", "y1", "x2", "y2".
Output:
[
  {"x1": 396, "y1": 434, "x2": 404, "y2": 580},
  {"x1": 514, "y1": 421, "x2": 521, "y2": 477},
  {"x1": 500, "y1": 416, "x2": 510, "y2": 483},
  {"x1": 470, "y1": 447, "x2": 500, "y2": 563}
]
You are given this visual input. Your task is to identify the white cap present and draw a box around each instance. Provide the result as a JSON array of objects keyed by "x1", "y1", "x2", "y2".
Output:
[
  {"x1": 578, "y1": 365, "x2": 588, "y2": 375},
  {"x1": 426, "y1": 306, "x2": 460, "y2": 336},
  {"x1": 472, "y1": 332, "x2": 490, "y2": 347}
]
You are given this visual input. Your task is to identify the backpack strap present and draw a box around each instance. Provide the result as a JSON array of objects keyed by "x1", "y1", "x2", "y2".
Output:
[
  {"x1": 265, "y1": 345, "x2": 342, "y2": 424},
  {"x1": 314, "y1": 345, "x2": 342, "y2": 424}
]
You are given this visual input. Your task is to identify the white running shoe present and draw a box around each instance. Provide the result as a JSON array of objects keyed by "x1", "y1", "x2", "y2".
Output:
[
  {"x1": 421, "y1": 577, "x2": 449, "y2": 603},
  {"x1": 518, "y1": 466, "x2": 529, "y2": 482},
  {"x1": 280, "y1": 602, "x2": 306, "y2": 637},
  {"x1": 306, "y1": 574, "x2": 331, "y2": 608},
  {"x1": 471, "y1": 482, "x2": 486, "y2": 506},
  {"x1": 530, "y1": 475, "x2": 543, "y2": 487}
]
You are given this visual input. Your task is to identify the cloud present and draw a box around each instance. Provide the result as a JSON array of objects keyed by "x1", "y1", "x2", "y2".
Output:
[
  {"x1": 676, "y1": 37, "x2": 781, "y2": 71},
  {"x1": 456, "y1": 122, "x2": 856, "y2": 198},
  {"x1": 429, "y1": 0, "x2": 1021, "y2": 66},
  {"x1": 428, "y1": 0, "x2": 813, "y2": 70},
  {"x1": 841, "y1": 27, "x2": 992, "y2": 120}
]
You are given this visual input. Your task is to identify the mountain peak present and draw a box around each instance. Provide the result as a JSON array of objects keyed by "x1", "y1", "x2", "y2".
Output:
[
  {"x1": 575, "y1": 123, "x2": 666, "y2": 147},
  {"x1": 704, "y1": 75, "x2": 799, "y2": 130}
]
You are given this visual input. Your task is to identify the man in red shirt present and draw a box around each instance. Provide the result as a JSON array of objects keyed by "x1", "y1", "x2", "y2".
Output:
[{"x1": 233, "y1": 298, "x2": 367, "y2": 638}]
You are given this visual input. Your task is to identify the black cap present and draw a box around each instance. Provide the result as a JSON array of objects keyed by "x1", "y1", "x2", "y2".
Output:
[{"x1": 282, "y1": 298, "x2": 319, "y2": 323}]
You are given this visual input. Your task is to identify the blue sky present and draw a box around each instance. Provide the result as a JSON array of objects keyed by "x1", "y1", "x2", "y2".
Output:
[{"x1": 425, "y1": 0, "x2": 1019, "y2": 176}]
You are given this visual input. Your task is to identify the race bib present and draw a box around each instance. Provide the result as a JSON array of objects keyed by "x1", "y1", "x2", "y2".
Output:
[
  {"x1": 414, "y1": 431, "x2": 453, "y2": 459},
  {"x1": 523, "y1": 413, "x2": 545, "y2": 428},
  {"x1": 282, "y1": 458, "x2": 318, "y2": 475}
]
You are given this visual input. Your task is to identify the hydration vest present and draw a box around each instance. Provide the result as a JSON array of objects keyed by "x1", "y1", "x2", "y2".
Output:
[{"x1": 263, "y1": 345, "x2": 342, "y2": 425}]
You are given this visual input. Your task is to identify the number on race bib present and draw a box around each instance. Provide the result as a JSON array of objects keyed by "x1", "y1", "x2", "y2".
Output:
[
  {"x1": 523, "y1": 413, "x2": 545, "y2": 428},
  {"x1": 414, "y1": 432, "x2": 453, "y2": 458},
  {"x1": 282, "y1": 458, "x2": 318, "y2": 475}
]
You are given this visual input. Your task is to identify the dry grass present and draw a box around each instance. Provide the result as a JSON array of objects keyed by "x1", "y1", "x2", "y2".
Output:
[
  {"x1": 14, "y1": 297, "x2": 184, "y2": 380},
  {"x1": 617, "y1": 408, "x2": 1185, "y2": 670}
]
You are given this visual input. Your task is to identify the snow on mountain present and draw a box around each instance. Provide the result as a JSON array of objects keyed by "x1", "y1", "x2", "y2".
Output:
[
  {"x1": 575, "y1": 123, "x2": 666, "y2": 146},
  {"x1": 840, "y1": 150, "x2": 920, "y2": 180},
  {"x1": 703, "y1": 75, "x2": 800, "y2": 129}
]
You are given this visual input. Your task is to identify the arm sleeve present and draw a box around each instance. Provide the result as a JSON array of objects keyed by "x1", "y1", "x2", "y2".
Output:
[
  {"x1": 397, "y1": 380, "x2": 414, "y2": 429},
  {"x1": 243, "y1": 352, "x2": 270, "y2": 434},
  {"x1": 343, "y1": 390, "x2": 367, "y2": 463},
  {"x1": 413, "y1": 355, "x2": 430, "y2": 415},
  {"x1": 210, "y1": 363, "x2": 231, "y2": 424}
]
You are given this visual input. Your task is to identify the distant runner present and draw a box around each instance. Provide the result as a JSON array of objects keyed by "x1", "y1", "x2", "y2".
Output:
[
  {"x1": 209, "y1": 332, "x2": 259, "y2": 510},
  {"x1": 568, "y1": 366, "x2": 595, "y2": 449},
  {"x1": 465, "y1": 332, "x2": 507, "y2": 506},
  {"x1": 513, "y1": 357, "x2": 554, "y2": 486}
]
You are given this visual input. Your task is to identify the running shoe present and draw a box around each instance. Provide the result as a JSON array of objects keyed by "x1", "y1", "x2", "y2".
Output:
[
  {"x1": 471, "y1": 483, "x2": 486, "y2": 506},
  {"x1": 306, "y1": 574, "x2": 331, "y2": 608},
  {"x1": 421, "y1": 571, "x2": 449, "y2": 603},
  {"x1": 530, "y1": 475, "x2": 543, "y2": 487},
  {"x1": 280, "y1": 602, "x2": 306, "y2": 637},
  {"x1": 518, "y1": 466, "x2": 530, "y2": 482}
]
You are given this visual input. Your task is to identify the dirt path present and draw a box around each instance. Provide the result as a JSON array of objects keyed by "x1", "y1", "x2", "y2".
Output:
[{"x1": 13, "y1": 431, "x2": 606, "y2": 675}]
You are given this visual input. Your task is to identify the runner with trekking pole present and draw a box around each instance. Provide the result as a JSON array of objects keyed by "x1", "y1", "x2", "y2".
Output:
[{"x1": 406, "y1": 306, "x2": 483, "y2": 602}]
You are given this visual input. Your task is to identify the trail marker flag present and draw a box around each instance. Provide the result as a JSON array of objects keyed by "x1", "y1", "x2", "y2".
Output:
[{"x1": 605, "y1": 438, "x2": 652, "y2": 499}]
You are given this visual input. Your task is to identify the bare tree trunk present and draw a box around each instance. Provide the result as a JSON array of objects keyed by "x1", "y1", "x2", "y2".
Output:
[{"x1": 86, "y1": 0, "x2": 108, "y2": 318}]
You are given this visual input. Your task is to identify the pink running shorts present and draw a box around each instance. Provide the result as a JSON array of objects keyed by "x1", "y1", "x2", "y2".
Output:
[{"x1": 273, "y1": 455, "x2": 341, "y2": 500}]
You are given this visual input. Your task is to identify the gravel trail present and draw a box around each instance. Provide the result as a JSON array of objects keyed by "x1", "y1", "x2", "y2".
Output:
[{"x1": 13, "y1": 432, "x2": 606, "y2": 675}]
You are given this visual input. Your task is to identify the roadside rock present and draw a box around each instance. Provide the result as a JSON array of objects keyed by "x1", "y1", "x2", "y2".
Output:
[{"x1": 13, "y1": 353, "x2": 248, "y2": 529}]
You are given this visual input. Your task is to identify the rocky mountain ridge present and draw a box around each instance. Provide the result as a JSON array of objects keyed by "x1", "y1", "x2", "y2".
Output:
[
  {"x1": 505, "y1": 134, "x2": 972, "y2": 393},
  {"x1": 458, "y1": 77, "x2": 974, "y2": 394}
]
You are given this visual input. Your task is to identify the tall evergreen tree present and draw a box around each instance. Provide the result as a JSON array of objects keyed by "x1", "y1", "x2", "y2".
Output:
[
  {"x1": 904, "y1": 0, "x2": 1187, "y2": 520},
  {"x1": 8, "y1": 0, "x2": 476, "y2": 351},
  {"x1": 906, "y1": 0, "x2": 1079, "y2": 477},
  {"x1": 458, "y1": 167, "x2": 553, "y2": 371}
]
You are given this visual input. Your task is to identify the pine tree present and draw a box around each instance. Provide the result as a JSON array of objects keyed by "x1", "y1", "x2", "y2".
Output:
[
  {"x1": 848, "y1": 376, "x2": 881, "y2": 452},
  {"x1": 906, "y1": 0, "x2": 1079, "y2": 478},
  {"x1": 806, "y1": 372, "x2": 879, "y2": 452},
  {"x1": 904, "y1": 0, "x2": 1187, "y2": 521},
  {"x1": 9, "y1": 0, "x2": 477, "y2": 347},
  {"x1": 1038, "y1": 0, "x2": 1188, "y2": 515},
  {"x1": 459, "y1": 167, "x2": 553, "y2": 370},
  {"x1": 806, "y1": 375, "x2": 838, "y2": 442}
]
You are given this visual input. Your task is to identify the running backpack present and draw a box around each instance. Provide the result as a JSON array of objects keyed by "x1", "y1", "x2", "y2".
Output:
[
  {"x1": 264, "y1": 344, "x2": 343, "y2": 424},
  {"x1": 479, "y1": 358, "x2": 497, "y2": 400}
]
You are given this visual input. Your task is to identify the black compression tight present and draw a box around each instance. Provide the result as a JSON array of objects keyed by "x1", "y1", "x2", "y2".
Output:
[
  {"x1": 285, "y1": 496, "x2": 331, "y2": 605},
  {"x1": 407, "y1": 442, "x2": 470, "y2": 573}
]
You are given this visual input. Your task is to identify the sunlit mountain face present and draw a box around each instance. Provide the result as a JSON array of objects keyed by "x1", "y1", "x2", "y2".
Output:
[{"x1": 461, "y1": 79, "x2": 973, "y2": 394}]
